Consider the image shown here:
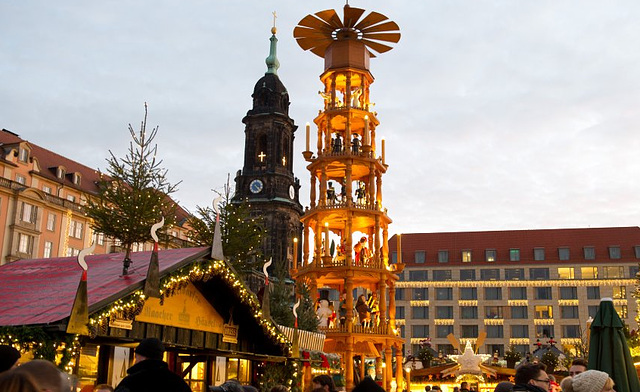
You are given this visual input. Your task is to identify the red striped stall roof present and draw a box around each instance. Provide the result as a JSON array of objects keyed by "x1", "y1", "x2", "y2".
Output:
[{"x1": 0, "y1": 247, "x2": 209, "y2": 326}]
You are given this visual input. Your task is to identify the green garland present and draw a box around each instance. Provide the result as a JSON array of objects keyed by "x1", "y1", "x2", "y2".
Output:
[
  {"x1": 258, "y1": 359, "x2": 301, "y2": 392},
  {"x1": 0, "y1": 325, "x2": 78, "y2": 370}
]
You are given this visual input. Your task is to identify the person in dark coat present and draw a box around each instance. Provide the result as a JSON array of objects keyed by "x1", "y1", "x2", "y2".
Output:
[
  {"x1": 351, "y1": 377, "x2": 383, "y2": 392},
  {"x1": 512, "y1": 362, "x2": 549, "y2": 392},
  {"x1": 115, "y1": 338, "x2": 192, "y2": 392}
]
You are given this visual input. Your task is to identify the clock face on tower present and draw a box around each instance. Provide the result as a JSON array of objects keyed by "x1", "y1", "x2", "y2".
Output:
[
  {"x1": 289, "y1": 185, "x2": 295, "y2": 199},
  {"x1": 250, "y1": 179, "x2": 264, "y2": 194}
]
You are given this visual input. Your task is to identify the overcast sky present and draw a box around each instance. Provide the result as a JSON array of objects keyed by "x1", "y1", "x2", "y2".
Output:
[{"x1": 1, "y1": 1, "x2": 639, "y2": 236}]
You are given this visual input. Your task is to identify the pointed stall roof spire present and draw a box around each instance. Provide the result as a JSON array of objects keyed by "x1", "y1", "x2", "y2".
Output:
[{"x1": 265, "y1": 11, "x2": 280, "y2": 75}]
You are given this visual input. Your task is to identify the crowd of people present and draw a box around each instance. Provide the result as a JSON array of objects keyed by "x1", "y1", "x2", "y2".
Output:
[{"x1": 0, "y1": 339, "x2": 621, "y2": 392}]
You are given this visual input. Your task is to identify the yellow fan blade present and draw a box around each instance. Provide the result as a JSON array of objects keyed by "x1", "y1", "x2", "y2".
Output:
[
  {"x1": 360, "y1": 39, "x2": 394, "y2": 54},
  {"x1": 447, "y1": 333, "x2": 461, "y2": 351},
  {"x1": 354, "y1": 11, "x2": 389, "y2": 31},
  {"x1": 343, "y1": 6, "x2": 366, "y2": 28},
  {"x1": 361, "y1": 21, "x2": 401, "y2": 34},
  {"x1": 362, "y1": 32, "x2": 401, "y2": 44},
  {"x1": 314, "y1": 9, "x2": 343, "y2": 29},
  {"x1": 476, "y1": 332, "x2": 487, "y2": 352}
]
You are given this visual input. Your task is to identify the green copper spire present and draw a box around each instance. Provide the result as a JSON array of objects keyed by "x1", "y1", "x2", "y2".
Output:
[{"x1": 265, "y1": 13, "x2": 280, "y2": 75}]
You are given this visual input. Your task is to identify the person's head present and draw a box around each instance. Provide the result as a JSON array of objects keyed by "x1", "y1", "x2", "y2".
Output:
[
  {"x1": 210, "y1": 380, "x2": 244, "y2": 392},
  {"x1": 0, "y1": 370, "x2": 41, "y2": 392},
  {"x1": 424, "y1": 386, "x2": 431, "y2": 391},
  {"x1": 514, "y1": 362, "x2": 549, "y2": 392},
  {"x1": 0, "y1": 345, "x2": 21, "y2": 372},
  {"x1": 242, "y1": 385, "x2": 258, "y2": 392},
  {"x1": 453, "y1": 388, "x2": 459, "y2": 392},
  {"x1": 134, "y1": 338, "x2": 165, "y2": 363},
  {"x1": 269, "y1": 385, "x2": 288, "y2": 392},
  {"x1": 312, "y1": 375, "x2": 335, "y2": 392},
  {"x1": 569, "y1": 358, "x2": 588, "y2": 377},
  {"x1": 95, "y1": 384, "x2": 115, "y2": 392},
  {"x1": 493, "y1": 381, "x2": 513, "y2": 392},
  {"x1": 15, "y1": 359, "x2": 70, "y2": 392},
  {"x1": 560, "y1": 370, "x2": 614, "y2": 392},
  {"x1": 460, "y1": 382, "x2": 469, "y2": 389}
]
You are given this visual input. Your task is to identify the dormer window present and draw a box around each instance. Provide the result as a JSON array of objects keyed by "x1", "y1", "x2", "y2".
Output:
[
  {"x1": 56, "y1": 166, "x2": 66, "y2": 179},
  {"x1": 73, "y1": 172, "x2": 81, "y2": 185},
  {"x1": 18, "y1": 147, "x2": 29, "y2": 163}
]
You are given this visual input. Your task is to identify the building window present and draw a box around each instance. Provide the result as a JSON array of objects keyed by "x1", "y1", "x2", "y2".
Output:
[
  {"x1": 42, "y1": 185, "x2": 52, "y2": 194},
  {"x1": 485, "y1": 306, "x2": 503, "y2": 319},
  {"x1": 436, "y1": 306, "x2": 453, "y2": 319},
  {"x1": 15, "y1": 175, "x2": 26, "y2": 185},
  {"x1": 588, "y1": 306, "x2": 599, "y2": 318},
  {"x1": 397, "y1": 271, "x2": 404, "y2": 281},
  {"x1": 535, "y1": 305, "x2": 553, "y2": 319},
  {"x1": 396, "y1": 306, "x2": 405, "y2": 319},
  {"x1": 509, "y1": 287, "x2": 527, "y2": 300},
  {"x1": 438, "y1": 250, "x2": 449, "y2": 263},
  {"x1": 20, "y1": 202, "x2": 38, "y2": 224},
  {"x1": 635, "y1": 246, "x2": 640, "y2": 259},
  {"x1": 435, "y1": 288, "x2": 453, "y2": 300},
  {"x1": 415, "y1": 251, "x2": 426, "y2": 263},
  {"x1": 587, "y1": 286, "x2": 600, "y2": 299},
  {"x1": 603, "y1": 266, "x2": 624, "y2": 278},
  {"x1": 612, "y1": 286, "x2": 626, "y2": 299},
  {"x1": 438, "y1": 344, "x2": 454, "y2": 355},
  {"x1": 412, "y1": 306, "x2": 429, "y2": 319},
  {"x1": 391, "y1": 251, "x2": 397, "y2": 263},
  {"x1": 461, "y1": 250, "x2": 472, "y2": 262},
  {"x1": 530, "y1": 268, "x2": 549, "y2": 280},
  {"x1": 480, "y1": 269, "x2": 500, "y2": 280},
  {"x1": 616, "y1": 305, "x2": 628, "y2": 319},
  {"x1": 46, "y1": 213, "x2": 56, "y2": 231},
  {"x1": 460, "y1": 269, "x2": 476, "y2": 281},
  {"x1": 511, "y1": 325, "x2": 529, "y2": 338},
  {"x1": 461, "y1": 325, "x2": 478, "y2": 338},
  {"x1": 533, "y1": 248, "x2": 545, "y2": 261},
  {"x1": 56, "y1": 167, "x2": 66, "y2": 179},
  {"x1": 97, "y1": 232, "x2": 105, "y2": 246},
  {"x1": 510, "y1": 248, "x2": 520, "y2": 261},
  {"x1": 536, "y1": 325, "x2": 554, "y2": 338},
  {"x1": 561, "y1": 306, "x2": 579, "y2": 319},
  {"x1": 484, "y1": 287, "x2": 502, "y2": 300},
  {"x1": 510, "y1": 306, "x2": 528, "y2": 319},
  {"x1": 563, "y1": 325, "x2": 581, "y2": 338},
  {"x1": 73, "y1": 173, "x2": 81, "y2": 185},
  {"x1": 630, "y1": 266, "x2": 639, "y2": 279},
  {"x1": 558, "y1": 267, "x2": 575, "y2": 279},
  {"x1": 67, "y1": 194, "x2": 76, "y2": 203},
  {"x1": 535, "y1": 287, "x2": 552, "y2": 300},
  {"x1": 396, "y1": 289, "x2": 404, "y2": 300},
  {"x1": 582, "y1": 267, "x2": 598, "y2": 279},
  {"x1": 559, "y1": 287, "x2": 578, "y2": 300},
  {"x1": 412, "y1": 288, "x2": 428, "y2": 300},
  {"x1": 18, "y1": 233, "x2": 34, "y2": 254},
  {"x1": 584, "y1": 246, "x2": 596, "y2": 260},
  {"x1": 505, "y1": 268, "x2": 524, "y2": 280},
  {"x1": 43, "y1": 241, "x2": 53, "y2": 258},
  {"x1": 460, "y1": 306, "x2": 478, "y2": 319},
  {"x1": 69, "y1": 220, "x2": 83, "y2": 239},
  {"x1": 432, "y1": 270, "x2": 452, "y2": 281},
  {"x1": 409, "y1": 270, "x2": 427, "y2": 281},
  {"x1": 487, "y1": 325, "x2": 504, "y2": 339},
  {"x1": 558, "y1": 247, "x2": 570, "y2": 261},
  {"x1": 609, "y1": 246, "x2": 621, "y2": 259},
  {"x1": 485, "y1": 249, "x2": 497, "y2": 262},
  {"x1": 399, "y1": 325, "x2": 405, "y2": 338},
  {"x1": 19, "y1": 148, "x2": 29, "y2": 162},
  {"x1": 412, "y1": 325, "x2": 429, "y2": 338},
  {"x1": 459, "y1": 287, "x2": 477, "y2": 300},
  {"x1": 436, "y1": 325, "x2": 453, "y2": 338}
]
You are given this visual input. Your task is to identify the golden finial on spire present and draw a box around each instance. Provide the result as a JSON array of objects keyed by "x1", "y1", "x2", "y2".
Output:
[{"x1": 271, "y1": 11, "x2": 277, "y2": 34}]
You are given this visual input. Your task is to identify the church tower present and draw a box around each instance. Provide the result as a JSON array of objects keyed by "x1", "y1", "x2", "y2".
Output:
[
  {"x1": 233, "y1": 23, "x2": 303, "y2": 270},
  {"x1": 291, "y1": 5, "x2": 403, "y2": 391}
]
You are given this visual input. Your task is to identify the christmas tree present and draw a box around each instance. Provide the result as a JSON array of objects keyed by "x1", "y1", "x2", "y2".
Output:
[{"x1": 85, "y1": 103, "x2": 179, "y2": 274}]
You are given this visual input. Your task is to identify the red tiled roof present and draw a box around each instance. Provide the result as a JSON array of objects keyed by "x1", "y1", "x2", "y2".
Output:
[
  {"x1": 389, "y1": 226, "x2": 640, "y2": 265},
  {"x1": 0, "y1": 247, "x2": 209, "y2": 326}
]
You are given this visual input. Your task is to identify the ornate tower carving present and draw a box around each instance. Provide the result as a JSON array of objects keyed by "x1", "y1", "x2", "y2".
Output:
[
  {"x1": 233, "y1": 25, "x2": 303, "y2": 270},
  {"x1": 291, "y1": 5, "x2": 403, "y2": 391}
]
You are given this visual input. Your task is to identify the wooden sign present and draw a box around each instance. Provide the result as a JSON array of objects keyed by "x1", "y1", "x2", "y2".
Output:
[{"x1": 222, "y1": 322, "x2": 238, "y2": 344}]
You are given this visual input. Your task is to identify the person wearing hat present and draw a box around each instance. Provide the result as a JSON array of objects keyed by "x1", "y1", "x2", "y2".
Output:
[
  {"x1": 114, "y1": 338, "x2": 192, "y2": 392},
  {"x1": 0, "y1": 345, "x2": 20, "y2": 373},
  {"x1": 560, "y1": 369, "x2": 615, "y2": 392}
]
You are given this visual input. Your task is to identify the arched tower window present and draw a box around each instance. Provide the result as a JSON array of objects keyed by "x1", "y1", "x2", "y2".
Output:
[{"x1": 282, "y1": 138, "x2": 289, "y2": 167}]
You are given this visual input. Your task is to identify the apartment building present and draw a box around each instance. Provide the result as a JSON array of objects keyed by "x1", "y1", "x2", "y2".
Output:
[
  {"x1": 389, "y1": 227, "x2": 640, "y2": 357},
  {"x1": 0, "y1": 128, "x2": 192, "y2": 264}
]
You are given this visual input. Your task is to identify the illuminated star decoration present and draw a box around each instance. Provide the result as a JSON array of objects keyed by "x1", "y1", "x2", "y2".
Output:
[
  {"x1": 144, "y1": 216, "x2": 164, "y2": 298},
  {"x1": 67, "y1": 239, "x2": 96, "y2": 335},
  {"x1": 211, "y1": 195, "x2": 225, "y2": 260}
]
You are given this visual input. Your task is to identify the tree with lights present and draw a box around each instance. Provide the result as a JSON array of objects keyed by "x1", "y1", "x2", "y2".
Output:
[
  {"x1": 269, "y1": 262, "x2": 295, "y2": 327},
  {"x1": 296, "y1": 279, "x2": 319, "y2": 333},
  {"x1": 186, "y1": 179, "x2": 265, "y2": 277},
  {"x1": 86, "y1": 103, "x2": 179, "y2": 275}
]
